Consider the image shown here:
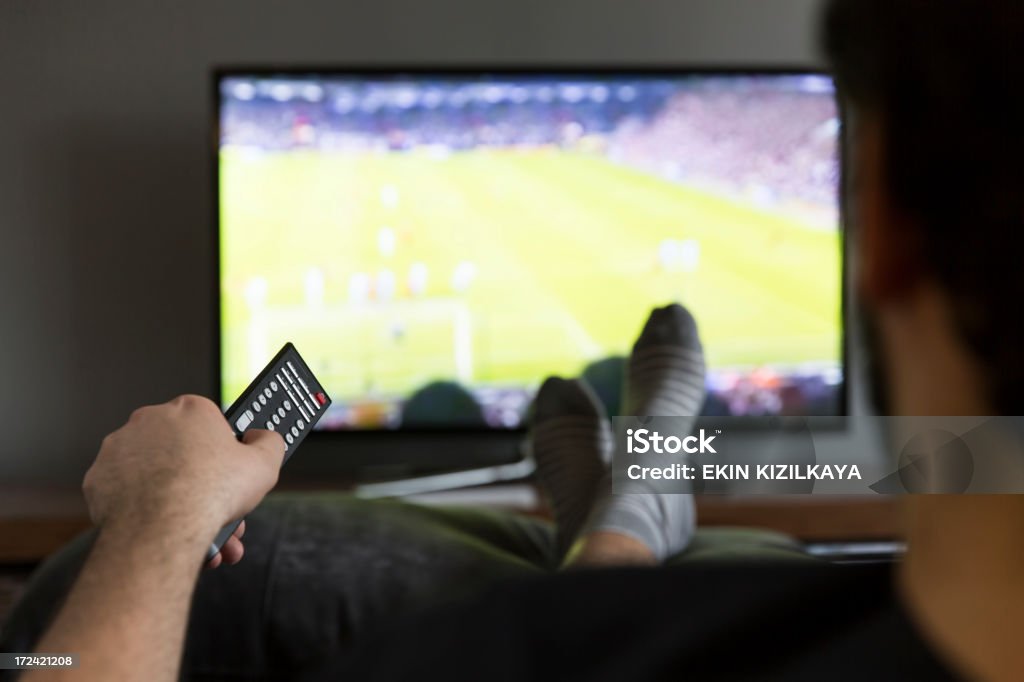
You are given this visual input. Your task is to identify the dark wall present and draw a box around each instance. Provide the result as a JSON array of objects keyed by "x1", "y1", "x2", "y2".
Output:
[{"x1": 0, "y1": 0, "x2": 823, "y2": 483}]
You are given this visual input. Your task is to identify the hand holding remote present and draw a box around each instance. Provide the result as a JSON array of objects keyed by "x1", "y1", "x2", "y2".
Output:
[
  {"x1": 83, "y1": 394, "x2": 286, "y2": 552},
  {"x1": 207, "y1": 343, "x2": 332, "y2": 559}
]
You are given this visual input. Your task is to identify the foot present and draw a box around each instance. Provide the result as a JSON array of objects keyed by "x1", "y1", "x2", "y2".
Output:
[
  {"x1": 581, "y1": 304, "x2": 706, "y2": 562},
  {"x1": 530, "y1": 377, "x2": 611, "y2": 560},
  {"x1": 624, "y1": 303, "x2": 706, "y2": 418}
]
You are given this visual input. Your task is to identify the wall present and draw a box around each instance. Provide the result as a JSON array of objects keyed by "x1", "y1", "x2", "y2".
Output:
[{"x1": 0, "y1": 0, "x2": 828, "y2": 483}]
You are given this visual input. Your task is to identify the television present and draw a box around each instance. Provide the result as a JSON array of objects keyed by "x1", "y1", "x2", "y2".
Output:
[{"x1": 213, "y1": 68, "x2": 845, "y2": 475}]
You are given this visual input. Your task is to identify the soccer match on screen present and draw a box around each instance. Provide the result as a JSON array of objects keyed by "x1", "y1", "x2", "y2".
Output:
[{"x1": 218, "y1": 73, "x2": 842, "y2": 429}]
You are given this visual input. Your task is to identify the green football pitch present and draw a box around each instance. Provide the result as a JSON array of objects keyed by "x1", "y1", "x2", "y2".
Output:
[{"x1": 219, "y1": 147, "x2": 841, "y2": 406}]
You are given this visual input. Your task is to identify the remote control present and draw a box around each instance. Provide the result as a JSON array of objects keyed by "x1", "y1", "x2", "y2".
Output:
[{"x1": 208, "y1": 342, "x2": 332, "y2": 561}]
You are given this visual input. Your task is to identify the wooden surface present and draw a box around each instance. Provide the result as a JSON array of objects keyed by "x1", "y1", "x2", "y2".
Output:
[
  {"x1": 0, "y1": 486, "x2": 904, "y2": 563},
  {"x1": 0, "y1": 519, "x2": 92, "y2": 564},
  {"x1": 0, "y1": 487, "x2": 92, "y2": 563},
  {"x1": 696, "y1": 495, "x2": 904, "y2": 541}
]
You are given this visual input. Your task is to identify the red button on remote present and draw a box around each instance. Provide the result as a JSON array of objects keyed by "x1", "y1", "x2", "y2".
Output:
[{"x1": 315, "y1": 392, "x2": 327, "y2": 405}]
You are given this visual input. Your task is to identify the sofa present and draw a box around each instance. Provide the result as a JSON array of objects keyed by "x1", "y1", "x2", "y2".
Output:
[{"x1": 0, "y1": 493, "x2": 806, "y2": 679}]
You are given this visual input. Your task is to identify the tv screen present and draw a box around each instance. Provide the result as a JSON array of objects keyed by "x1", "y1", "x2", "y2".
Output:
[{"x1": 216, "y1": 70, "x2": 843, "y2": 432}]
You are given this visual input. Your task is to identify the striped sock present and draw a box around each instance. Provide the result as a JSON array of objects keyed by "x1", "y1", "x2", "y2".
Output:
[
  {"x1": 530, "y1": 377, "x2": 612, "y2": 560},
  {"x1": 585, "y1": 304, "x2": 706, "y2": 560},
  {"x1": 624, "y1": 303, "x2": 707, "y2": 418}
]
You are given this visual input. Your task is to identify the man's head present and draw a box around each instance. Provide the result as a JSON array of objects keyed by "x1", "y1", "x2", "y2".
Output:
[{"x1": 823, "y1": 0, "x2": 1024, "y2": 415}]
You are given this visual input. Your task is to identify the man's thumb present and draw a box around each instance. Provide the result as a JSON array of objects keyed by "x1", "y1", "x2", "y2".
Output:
[{"x1": 242, "y1": 428, "x2": 287, "y2": 464}]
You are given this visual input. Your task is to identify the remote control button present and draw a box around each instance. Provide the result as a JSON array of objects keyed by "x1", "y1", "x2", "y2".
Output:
[
  {"x1": 288, "y1": 361, "x2": 311, "y2": 391},
  {"x1": 263, "y1": 388, "x2": 273, "y2": 399},
  {"x1": 266, "y1": 420, "x2": 274, "y2": 431},
  {"x1": 272, "y1": 414, "x2": 281, "y2": 425},
  {"x1": 235, "y1": 410, "x2": 254, "y2": 432},
  {"x1": 259, "y1": 394, "x2": 268, "y2": 406},
  {"x1": 252, "y1": 400, "x2": 261, "y2": 413},
  {"x1": 315, "y1": 392, "x2": 327, "y2": 405},
  {"x1": 282, "y1": 381, "x2": 299, "y2": 402},
  {"x1": 286, "y1": 433, "x2": 294, "y2": 445},
  {"x1": 270, "y1": 380, "x2": 278, "y2": 391},
  {"x1": 296, "y1": 418, "x2": 305, "y2": 430},
  {"x1": 298, "y1": 404, "x2": 310, "y2": 421},
  {"x1": 284, "y1": 380, "x2": 315, "y2": 417},
  {"x1": 283, "y1": 400, "x2": 292, "y2": 411},
  {"x1": 285, "y1": 374, "x2": 314, "y2": 411},
  {"x1": 277, "y1": 407, "x2": 286, "y2": 418},
  {"x1": 290, "y1": 426, "x2": 299, "y2": 438},
  {"x1": 300, "y1": 387, "x2": 318, "y2": 410},
  {"x1": 288, "y1": 365, "x2": 319, "y2": 407}
]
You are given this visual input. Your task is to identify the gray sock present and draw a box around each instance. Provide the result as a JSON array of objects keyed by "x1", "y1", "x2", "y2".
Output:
[
  {"x1": 530, "y1": 377, "x2": 612, "y2": 559},
  {"x1": 584, "y1": 304, "x2": 706, "y2": 560},
  {"x1": 624, "y1": 303, "x2": 706, "y2": 418}
]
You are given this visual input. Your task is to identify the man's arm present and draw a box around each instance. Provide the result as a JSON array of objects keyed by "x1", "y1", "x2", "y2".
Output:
[
  {"x1": 24, "y1": 395, "x2": 285, "y2": 682},
  {"x1": 24, "y1": 511, "x2": 217, "y2": 680}
]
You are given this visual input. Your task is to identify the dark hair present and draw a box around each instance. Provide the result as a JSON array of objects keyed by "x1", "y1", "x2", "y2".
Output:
[{"x1": 824, "y1": 0, "x2": 1024, "y2": 413}]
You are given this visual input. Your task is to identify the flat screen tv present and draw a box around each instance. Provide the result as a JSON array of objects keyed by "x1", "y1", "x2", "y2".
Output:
[{"x1": 213, "y1": 68, "x2": 845, "y2": 471}]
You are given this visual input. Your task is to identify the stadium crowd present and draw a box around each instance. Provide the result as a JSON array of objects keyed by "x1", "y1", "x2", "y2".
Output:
[
  {"x1": 609, "y1": 86, "x2": 838, "y2": 208},
  {"x1": 221, "y1": 77, "x2": 837, "y2": 210}
]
